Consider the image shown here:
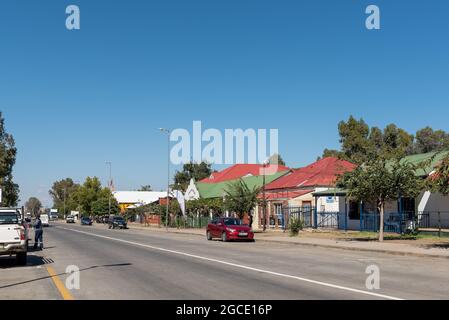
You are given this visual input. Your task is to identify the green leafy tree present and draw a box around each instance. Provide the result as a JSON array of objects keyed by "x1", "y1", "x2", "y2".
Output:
[
  {"x1": 174, "y1": 162, "x2": 213, "y2": 191},
  {"x1": 49, "y1": 178, "x2": 80, "y2": 215},
  {"x1": 414, "y1": 127, "x2": 448, "y2": 154},
  {"x1": 0, "y1": 112, "x2": 19, "y2": 206},
  {"x1": 91, "y1": 195, "x2": 120, "y2": 217},
  {"x1": 337, "y1": 116, "x2": 372, "y2": 164},
  {"x1": 72, "y1": 177, "x2": 113, "y2": 215},
  {"x1": 224, "y1": 179, "x2": 261, "y2": 227},
  {"x1": 338, "y1": 157, "x2": 425, "y2": 242},
  {"x1": 25, "y1": 197, "x2": 42, "y2": 216},
  {"x1": 429, "y1": 155, "x2": 449, "y2": 196}
]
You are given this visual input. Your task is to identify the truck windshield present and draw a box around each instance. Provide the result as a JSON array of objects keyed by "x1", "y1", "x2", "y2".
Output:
[{"x1": 0, "y1": 213, "x2": 19, "y2": 225}]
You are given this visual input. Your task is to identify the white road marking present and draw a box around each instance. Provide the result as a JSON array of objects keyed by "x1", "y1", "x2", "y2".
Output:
[{"x1": 58, "y1": 226, "x2": 404, "y2": 300}]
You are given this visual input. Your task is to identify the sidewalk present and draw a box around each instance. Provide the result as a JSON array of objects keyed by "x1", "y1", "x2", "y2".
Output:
[{"x1": 127, "y1": 223, "x2": 449, "y2": 259}]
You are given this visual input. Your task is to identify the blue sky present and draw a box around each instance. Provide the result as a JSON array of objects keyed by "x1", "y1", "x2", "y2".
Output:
[{"x1": 0, "y1": 0, "x2": 448, "y2": 206}]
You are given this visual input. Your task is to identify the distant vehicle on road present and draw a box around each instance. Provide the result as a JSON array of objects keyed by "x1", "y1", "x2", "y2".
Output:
[
  {"x1": 81, "y1": 217, "x2": 93, "y2": 226},
  {"x1": 0, "y1": 208, "x2": 28, "y2": 265},
  {"x1": 108, "y1": 216, "x2": 128, "y2": 230},
  {"x1": 207, "y1": 218, "x2": 255, "y2": 242},
  {"x1": 66, "y1": 215, "x2": 75, "y2": 224},
  {"x1": 41, "y1": 214, "x2": 50, "y2": 227}
]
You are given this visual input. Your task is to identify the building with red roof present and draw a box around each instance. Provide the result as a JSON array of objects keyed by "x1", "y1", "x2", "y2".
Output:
[
  {"x1": 200, "y1": 164, "x2": 290, "y2": 184},
  {"x1": 256, "y1": 157, "x2": 356, "y2": 230}
]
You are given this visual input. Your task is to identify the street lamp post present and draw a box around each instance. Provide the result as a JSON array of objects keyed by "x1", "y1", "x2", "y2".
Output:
[
  {"x1": 262, "y1": 162, "x2": 267, "y2": 232},
  {"x1": 106, "y1": 161, "x2": 112, "y2": 217},
  {"x1": 159, "y1": 128, "x2": 171, "y2": 231}
]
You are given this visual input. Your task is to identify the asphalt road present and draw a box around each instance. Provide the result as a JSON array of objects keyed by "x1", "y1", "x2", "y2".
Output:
[{"x1": 1, "y1": 222, "x2": 449, "y2": 300}]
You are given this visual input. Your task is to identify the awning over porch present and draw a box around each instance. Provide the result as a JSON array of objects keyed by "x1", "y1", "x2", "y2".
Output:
[{"x1": 312, "y1": 188, "x2": 348, "y2": 198}]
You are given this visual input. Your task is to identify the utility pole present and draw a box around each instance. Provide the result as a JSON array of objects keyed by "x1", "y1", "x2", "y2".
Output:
[
  {"x1": 106, "y1": 161, "x2": 112, "y2": 217},
  {"x1": 159, "y1": 128, "x2": 171, "y2": 231},
  {"x1": 63, "y1": 188, "x2": 66, "y2": 218}
]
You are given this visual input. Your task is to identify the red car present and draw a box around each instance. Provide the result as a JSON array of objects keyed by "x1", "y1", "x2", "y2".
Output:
[{"x1": 207, "y1": 218, "x2": 255, "y2": 242}]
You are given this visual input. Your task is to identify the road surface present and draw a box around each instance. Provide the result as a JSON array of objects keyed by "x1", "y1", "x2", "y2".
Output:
[{"x1": 1, "y1": 222, "x2": 449, "y2": 300}]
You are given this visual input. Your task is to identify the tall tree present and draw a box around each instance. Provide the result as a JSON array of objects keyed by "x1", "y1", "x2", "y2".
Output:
[
  {"x1": 71, "y1": 177, "x2": 107, "y2": 215},
  {"x1": 49, "y1": 178, "x2": 80, "y2": 215},
  {"x1": 338, "y1": 157, "x2": 425, "y2": 242},
  {"x1": 91, "y1": 194, "x2": 120, "y2": 217},
  {"x1": 25, "y1": 197, "x2": 42, "y2": 216},
  {"x1": 337, "y1": 116, "x2": 372, "y2": 164},
  {"x1": 268, "y1": 153, "x2": 286, "y2": 166},
  {"x1": 0, "y1": 112, "x2": 19, "y2": 206},
  {"x1": 429, "y1": 155, "x2": 449, "y2": 196},
  {"x1": 174, "y1": 162, "x2": 213, "y2": 191},
  {"x1": 414, "y1": 127, "x2": 448, "y2": 154},
  {"x1": 224, "y1": 179, "x2": 261, "y2": 227}
]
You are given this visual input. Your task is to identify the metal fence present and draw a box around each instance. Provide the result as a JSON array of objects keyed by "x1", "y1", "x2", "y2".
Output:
[
  {"x1": 361, "y1": 211, "x2": 421, "y2": 234},
  {"x1": 417, "y1": 211, "x2": 449, "y2": 229},
  {"x1": 168, "y1": 216, "x2": 211, "y2": 229},
  {"x1": 283, "y1": 206, "x2": 314, "y2": 229},
  {"x1": 316, "y1": 211, "x2": 346, "y2": 229}
]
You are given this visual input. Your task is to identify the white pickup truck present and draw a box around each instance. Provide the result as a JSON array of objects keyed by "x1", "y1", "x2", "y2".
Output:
[{"x1": 0, "y1": 208, "x2": 28, "y2": 265}]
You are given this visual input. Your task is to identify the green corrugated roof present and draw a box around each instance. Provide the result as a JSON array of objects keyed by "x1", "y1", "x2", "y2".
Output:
[
  {"x1": 399, "y1": 150, "x2": 449, "y2": 176},
  {"x1": 196, "y1": 171, "x2": 289, "y2": 199}
]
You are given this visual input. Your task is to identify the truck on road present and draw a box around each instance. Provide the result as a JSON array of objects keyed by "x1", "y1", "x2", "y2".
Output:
[{"x1": 0, "y1": 208, "x2": 28, "y2": 265}]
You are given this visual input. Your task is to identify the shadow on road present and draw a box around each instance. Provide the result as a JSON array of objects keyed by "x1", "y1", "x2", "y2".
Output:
[
  {"x1": 0, "y1": 254, "x2": 47, "y2": 270},
  {"x1": 0, "y1": 263, "x2": 133, "y2": 290}
]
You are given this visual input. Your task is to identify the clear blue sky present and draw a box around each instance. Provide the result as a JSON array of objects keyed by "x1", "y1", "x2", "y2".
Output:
[{"x1": 0, "y1": 0, "x2": 448, "y2": 206}]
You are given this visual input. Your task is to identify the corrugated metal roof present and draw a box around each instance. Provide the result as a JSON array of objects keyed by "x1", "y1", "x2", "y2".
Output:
[
  {"x1": 196, "y1": 171, "x2": 289, "y2": 199},
  {"x1": 265, "y1": 157, "x2": 356, "y2": 190},
  {"x1": 200, "y1": 164, "x2": 290, "y2": 184},
  {"x1": 113, "y1": 191, "x2": 167, "y2": 205}
]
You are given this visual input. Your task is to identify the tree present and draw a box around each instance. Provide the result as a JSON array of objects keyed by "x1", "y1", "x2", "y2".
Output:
[
  {"x1": 138, "y1": 185, "x2": 152, "y2": 192},
  {"x1": 25, "y1": 197, "x2": 42, "y2": 216},
  {"x1": 49, "y1": 178, "x2": 80, "y2": 215},
  {"x1": 429, "y1": 155, "x2": 449, "y2": 196},
  {"x1": 320, "y1": 149, "x2": 342, "y2": 160},
  {"x1": 174, "y1": 162, "x2": 213, "y2": 191},
  {"x1": 0, "y1": 112, "x2": 19, "y2": 206},
  {"x1": 71, "y1": 177, "x2": 112, "y2": 215},
  {"x1": 92, "y1": 195, "x2": 120, "y2": 217},
  {"x1": 268, "y1": 153, "x2": 286, "y2": 166},
  {"x1": 414, "y1": 127, "x2": 448, "y2": 154},
  {"x1": 338, "y1": 157, "x2": 425, "y2": 242},
  {"x1": 337, "y1": 116, "x2": 372, "y2": 164},
  {"x1": 224, "y1": 179, "x2": 261, "y2": 227}
]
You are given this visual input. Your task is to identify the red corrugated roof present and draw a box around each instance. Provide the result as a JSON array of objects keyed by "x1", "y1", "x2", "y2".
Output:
[
  {"x1": 200, "y1": 164, "x2": 290, "y2": 184},
  {"x1": 258, "y1": 189, "x2": 313, "y2": 201},
  {"x1": 265, "y1": 157, "x2": 356, "y2": 190}
]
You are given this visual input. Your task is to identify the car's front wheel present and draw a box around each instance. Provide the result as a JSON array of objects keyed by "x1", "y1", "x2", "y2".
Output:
[{"x1": 207, "y1": 231, "x2": 212, "y2": 241}]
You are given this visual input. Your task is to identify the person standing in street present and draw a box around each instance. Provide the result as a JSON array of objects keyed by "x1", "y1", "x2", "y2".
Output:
[{"x1": 33, "y1": 214, "x2": 44, "y2": 250}]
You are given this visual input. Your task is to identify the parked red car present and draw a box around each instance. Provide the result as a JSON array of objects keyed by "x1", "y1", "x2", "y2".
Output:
[{"x1": 207, "y1": 218, "x2": 255, "y2": 242}]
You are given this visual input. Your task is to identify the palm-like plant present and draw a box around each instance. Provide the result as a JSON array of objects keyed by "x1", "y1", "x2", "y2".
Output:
[{"x1": 224, "y1": 179, "x2": 261, "y2": 223}]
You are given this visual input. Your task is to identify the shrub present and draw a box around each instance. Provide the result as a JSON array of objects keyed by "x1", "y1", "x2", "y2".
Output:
[{"x1": 289, "y1": 218, "x2": 304, "y2": 237}]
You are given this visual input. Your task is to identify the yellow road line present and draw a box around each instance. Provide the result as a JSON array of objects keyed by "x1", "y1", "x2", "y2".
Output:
[{"x1": 46, "y1": 266, "x2": 75, "y2": 301}]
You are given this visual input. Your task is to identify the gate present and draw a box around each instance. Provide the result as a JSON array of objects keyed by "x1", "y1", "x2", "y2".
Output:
[{"x1": 283, "y1": 206, "x2": 313, "y2": 228}]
